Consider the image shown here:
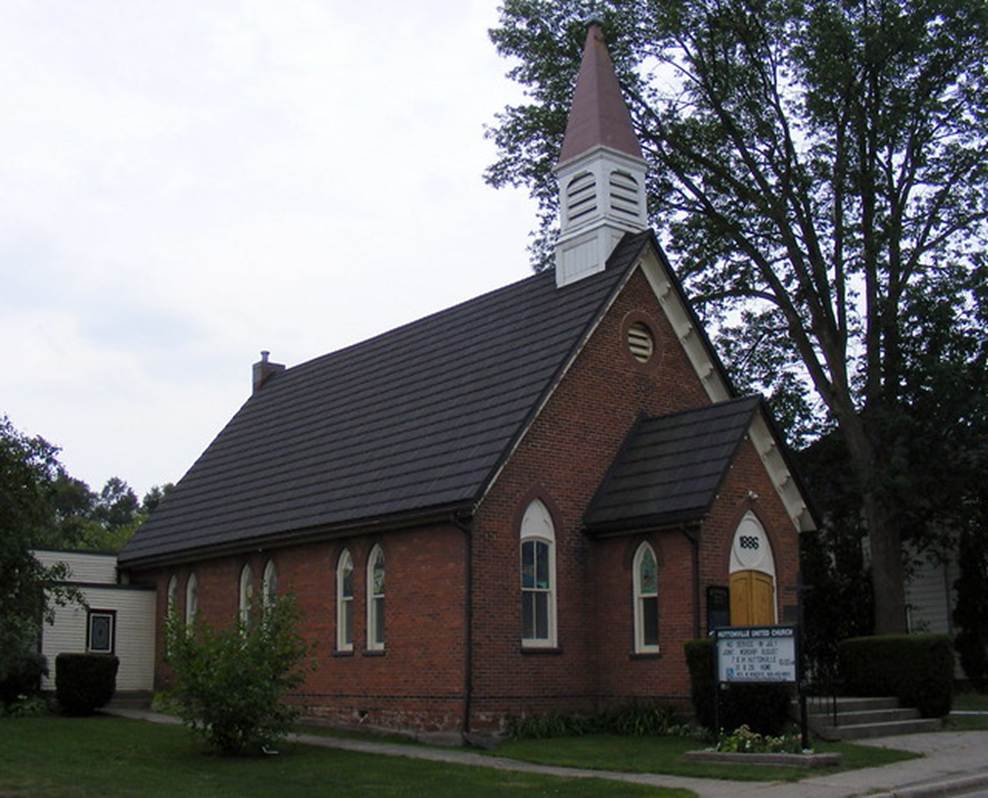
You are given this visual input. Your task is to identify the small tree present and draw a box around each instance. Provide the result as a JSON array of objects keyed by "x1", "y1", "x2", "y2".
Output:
[{"x1": 165, "y1": 594, "x2": 311, "y2": 755}]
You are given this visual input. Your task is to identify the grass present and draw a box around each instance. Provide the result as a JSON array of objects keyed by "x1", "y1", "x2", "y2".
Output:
[
  {"x1": 488, "y1": 734, "x2": 920, "y2": 783},
  {"x1": 953, "y1": 691, "x2": 988, "y2": 712},
  {"x1": 941, "y1": 690, "x2": 988, "y2": 730},
  {"x1": 0, "y1": 714, "x2": 689, "y2": 798}
]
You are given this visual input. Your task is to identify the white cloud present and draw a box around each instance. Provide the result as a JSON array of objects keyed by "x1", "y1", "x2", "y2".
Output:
[{"x1": 0, "y1": 1, "x2": 539, "y2": 495}]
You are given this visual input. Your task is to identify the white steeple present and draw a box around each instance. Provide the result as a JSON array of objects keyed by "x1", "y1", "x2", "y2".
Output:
[{"x1": 554, "y1": 23, "x2": 648, "y2": 288}]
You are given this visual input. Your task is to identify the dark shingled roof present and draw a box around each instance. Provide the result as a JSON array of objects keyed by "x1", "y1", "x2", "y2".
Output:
[
  {"x1": 583, "y1": 395, "x2": 763, "y2": 533},
  {"x1": 119, "y1": 231, "x2": 653, "y2": 566}
]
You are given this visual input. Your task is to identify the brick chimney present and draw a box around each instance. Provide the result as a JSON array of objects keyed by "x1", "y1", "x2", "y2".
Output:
[{"x1": 252, "y1": 350, "x2": 285, "y2": 394}]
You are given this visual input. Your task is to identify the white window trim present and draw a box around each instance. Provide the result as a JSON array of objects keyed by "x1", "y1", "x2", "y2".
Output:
[
  {"x1": 185, "y1": 573, "x2": 198, "y2": 626},
  {"x1": 633, "y1": 542, "x2": 660, "y2": 654},
  {"x1": 366, "y1": 544, "x2": 385, "y2": 651},
  {"x1": 337, "y1": 549, "x2": 354, "y2": 652},
  {"x1": 87, "y1": 610, "x2": 115, "y2": 654},
  {"x1": 167, "y1": 575, "x2": 178, "y2": 617},
  {"x1": 520, "y1": 499, "x2": 558, "y2": 649},
  {"x1": 262, "y1": 559, "x2": 277, "y2": 612},
  {"x1": 239, "y1": 564, "x2": 254, "y2": 627}
]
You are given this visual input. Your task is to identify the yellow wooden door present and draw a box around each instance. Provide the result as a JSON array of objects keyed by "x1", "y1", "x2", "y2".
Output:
[{"x1": 730, "y1": 570, "x2": 775, "y2": 626}]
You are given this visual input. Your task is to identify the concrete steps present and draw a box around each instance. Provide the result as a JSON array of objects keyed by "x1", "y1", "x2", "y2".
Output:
[{"x1": 798, "y1": 696, "x2": 943, "y2": 741}]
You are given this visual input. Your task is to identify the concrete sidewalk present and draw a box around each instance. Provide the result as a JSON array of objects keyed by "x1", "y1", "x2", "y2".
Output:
[{"x1": 108, "y1": 709, "x2": 988, "y2": 798}]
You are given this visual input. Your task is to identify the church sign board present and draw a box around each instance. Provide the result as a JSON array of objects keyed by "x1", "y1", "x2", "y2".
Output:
[{"x1": 715, "y1": 625, "x2": 798, "y2": 683}]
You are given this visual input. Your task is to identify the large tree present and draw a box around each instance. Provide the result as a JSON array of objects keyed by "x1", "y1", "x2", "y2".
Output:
[
  {"x1": 0, "y1": 417, "x2": 74, "y2": 684},
  {"x1": 486, "y1": 0, "x2": 988, "y2": 633}
]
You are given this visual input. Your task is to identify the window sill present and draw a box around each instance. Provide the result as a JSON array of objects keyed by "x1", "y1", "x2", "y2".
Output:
[
  {"x1": 520, "y1": 646, "x2": 563, "y2": 655},
  {"x1": 629, "y1": 651, "x2": 662, "y2": 660},
  {"x1": 333, "y1": 649, "x2": 355, "y2": 658},
  {"x1": 362, "y1": 649, "x2": 386, "y2": 657}
]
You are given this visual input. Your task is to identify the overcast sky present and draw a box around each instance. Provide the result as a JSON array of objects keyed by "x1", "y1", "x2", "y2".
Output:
[{"x1": 1, "y1": 1, "x2": 541, "y2": 497}]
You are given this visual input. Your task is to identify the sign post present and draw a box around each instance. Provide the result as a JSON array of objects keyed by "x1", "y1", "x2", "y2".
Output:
[{"x1": 713, "y1": 625, "x2": 806, "y2": 748}]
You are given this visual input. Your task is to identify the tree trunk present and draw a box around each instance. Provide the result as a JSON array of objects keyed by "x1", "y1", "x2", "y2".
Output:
[
  {"x1": 830, "y1": 400, "x2": 908, "y2": 635},
  {"x1": 862, "y1": 489, "x2": 907, "y2": 634}
]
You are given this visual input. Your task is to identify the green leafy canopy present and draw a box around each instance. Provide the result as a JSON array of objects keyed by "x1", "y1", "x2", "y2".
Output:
[{"x1": 487, "y1": 0, "x2": 988, "y2": 633}]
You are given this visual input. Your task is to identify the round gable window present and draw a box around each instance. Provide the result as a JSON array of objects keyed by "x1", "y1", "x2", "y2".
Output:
[{"x1": 627, "y1": 322, "x2": 654, "y2": 363}]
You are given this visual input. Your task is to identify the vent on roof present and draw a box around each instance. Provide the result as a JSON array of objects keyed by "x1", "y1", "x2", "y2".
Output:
[
  {"x1": 565, "y1": 171, "x2": 597, "y2": 225},
  {"x1": 609, "y1": 170, "x2": 640, "y2": 219},
  {"x1": 627, "y1": 322, "x2": 654, "y2": 362}
]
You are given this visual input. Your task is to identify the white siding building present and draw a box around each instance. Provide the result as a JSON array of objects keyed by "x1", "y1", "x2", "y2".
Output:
[{"x1": 34, "y1": 549, "x2": 156, "y2": 694}]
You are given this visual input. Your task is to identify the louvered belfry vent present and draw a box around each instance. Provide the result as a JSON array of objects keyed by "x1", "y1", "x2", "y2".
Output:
[
  {"x1": 566, "y1": 171, "x2": 597, "y2": 224},
  {"x1": 627, "y1": 322, "x2": 654, "y2": 362},
  {"x1": 609, "y1": 170, "x2": 640, "y2": 218}
]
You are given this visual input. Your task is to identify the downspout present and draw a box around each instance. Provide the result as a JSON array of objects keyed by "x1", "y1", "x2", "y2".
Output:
[
  {"x1": 681, "y1": 524, "x2": 702, "y2": 638},
  {"x1": 452, "y1": 511, "x2": 474, "y2": 736}
]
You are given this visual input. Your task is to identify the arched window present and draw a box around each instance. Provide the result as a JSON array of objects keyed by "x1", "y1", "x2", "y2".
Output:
[
  {"x1": 337, "y1": 549, "x2": 354, "y2": 652},
  {"x1": 185, "y1": 573, "x2": 198, "y2": 626},
  {"x1": 167, "y1": 575, "x2": 178, "y2": 618},
  {"x1": 366, "y1": 545, "x2": 385, "y2": 651},
  {"x1": 262, "y1": 560, "x2": 278, "y2": 613},
  {"x1": 239, "y1": 564, "x2": 254, "y2": 628},
  {"x1": 633, "y1": 543, "x2": 659, "y2": 653},
  {"x1": 520, "y1": 499, "x2": 557, "y2": 647}
]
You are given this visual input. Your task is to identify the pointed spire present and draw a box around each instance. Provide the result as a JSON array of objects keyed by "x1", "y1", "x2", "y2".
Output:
[{"x1": 558, "y1": 23, "x2": 643, "y2": 165}]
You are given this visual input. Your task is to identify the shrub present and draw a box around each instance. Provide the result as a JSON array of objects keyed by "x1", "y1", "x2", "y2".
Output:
[
  {"x1": 166, "y1": 594, "x2": 311, "y2": 755},
  {"x1": 953, "y1": 529, "x2": 988, "y2": 689},
  {"x1": 0, "y1": 695, "x2": 49, "y2": 718},
  {"x1": 0, "y1": 651, "x2": 47, "y2": 705},
  {"x1": 505, "y1": 701, "x2": 695, "y2": 740},
  {"x1": 839, "y1": 634, "x2": 954, "y2": 717},
  {"x1": 55, "y1": 653, "x2": 118, "y2": 715},
  {"x1": 684, "y1": 638, "x2": 793, "y2": 735}
]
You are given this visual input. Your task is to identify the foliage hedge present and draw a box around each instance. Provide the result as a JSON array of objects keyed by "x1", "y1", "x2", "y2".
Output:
[
  {"x1": 55, "y1": 653, "x2": 118, "y2": 715},
  {"x1": 506, "y1": 700, "x2": 692, "y2": 740},
  {"x1": 0, "y1": 651, "x2": 47, "y2": 705},
  {"x1": 684, "y1": 639, "x2": 792, "y2": 735},
  {"x1": 838, "y1": 634, "x2": 953, "y2": 717}
]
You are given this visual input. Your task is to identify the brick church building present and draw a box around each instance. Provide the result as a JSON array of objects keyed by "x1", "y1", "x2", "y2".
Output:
[{"x1": 119, "y1": 23, "x2": 815, "y2": 738}]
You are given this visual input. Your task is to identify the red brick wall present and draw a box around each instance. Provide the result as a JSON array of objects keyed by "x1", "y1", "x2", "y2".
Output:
[
  {"x1": 697, "y1": 438, "x2": 801, "y2": 629},
  {"x1": 134, "y1": 523, "x2": 468, "y2": 733},
  {"x1": 469, "y1": 266, "x2": 801, "y2": 729},
  {"x1": 470, "y1": 267, "x2": 711, "y2": 729}
]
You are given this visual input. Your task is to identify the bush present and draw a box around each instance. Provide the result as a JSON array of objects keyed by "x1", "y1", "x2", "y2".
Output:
[
  {"x1": 953, "y1": 529, "x2": 988, "y2": 689},
  {"x1": 55, "y1": 653, "x2": 118, "y2": 715},
  {"x1": 505, "y1": 700, "x2": 695, "y2": 740},
  {"x1": 166, "y1": 594, "x2": 311, "y2": 755},
  {"x1": 839, "y1": 634, "x2": 954, "y2": 717},
  {"x1": 0, "y1": 695, "x2": 49, "y2": 718},
  {"x1": 0, "y1": 651, "x2": 47, "y2": 705},
  {"x1": 684, "y1": 638, "x2": 793, "y2": 735}
]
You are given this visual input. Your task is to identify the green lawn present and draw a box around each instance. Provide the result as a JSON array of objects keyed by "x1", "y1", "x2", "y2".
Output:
[
  {"x1": 0, "y1": 715, "x2": 688, "y2": 798},
  {"x1": 953, "y1": 691, "x2": 988, "y2": 712},
  {"x1": 488, "y1": 734, "x2": 919, "y2": 783}
]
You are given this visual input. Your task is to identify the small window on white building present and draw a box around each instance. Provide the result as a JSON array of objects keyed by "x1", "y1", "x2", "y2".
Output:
[
  {"x1": 239, "y1": 564, "x2": 254, "y2": 628},
  {"x1": 87, "y1": 610, "x2": 115, "y2": 654},
  {"x1": 185, "y1": 573, "x2": 198, "y2": 625},
  {"x1": 633, "y1": 543, "x2": 659, "y2": 653},
  {"x1": 366, "y1": 545, "x2": 385, "y2": 651},
  {"x1": 337, "y1": 549, "x2": 354, "y2": 652},
  {"x1": 262, "y1": 560, "x2": 278, "y2": 613},
  {"x1": 520, "y1": 499, "x2": 557, "y2": 648}
]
